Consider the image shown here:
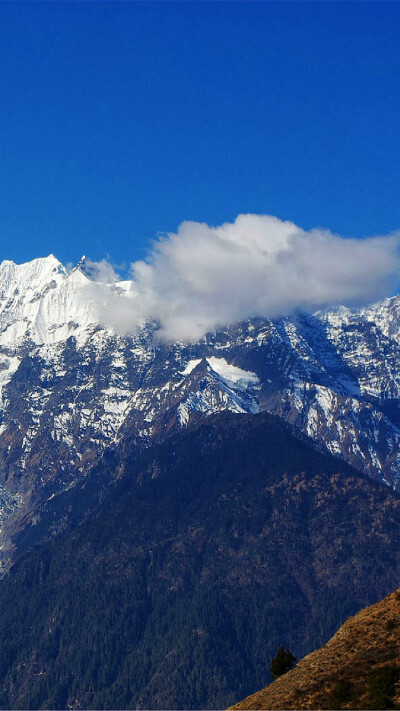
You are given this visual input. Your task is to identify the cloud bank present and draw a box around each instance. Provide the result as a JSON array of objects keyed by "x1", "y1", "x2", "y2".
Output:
[{"x1": 98, "y1": 214, "x2": 400, "y2": 341}]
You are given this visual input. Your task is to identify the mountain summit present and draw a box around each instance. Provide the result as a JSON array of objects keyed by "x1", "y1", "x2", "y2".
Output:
[{"x1": 0, "y1": 254, "x2": 97, "y2": 346}]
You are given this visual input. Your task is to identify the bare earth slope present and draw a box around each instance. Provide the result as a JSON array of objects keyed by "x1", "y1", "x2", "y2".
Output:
[{"x1": 231, "y1": 589, "x2": 400, "y2": 710}]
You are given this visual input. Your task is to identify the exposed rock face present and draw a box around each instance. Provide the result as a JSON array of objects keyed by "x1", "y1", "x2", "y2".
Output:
[
  {"x1": 230, "y1": 588, "x2": 400, "y2": 710},
  {"x1": 1, "y1": 255, "x2": 400, "y2": 562}
]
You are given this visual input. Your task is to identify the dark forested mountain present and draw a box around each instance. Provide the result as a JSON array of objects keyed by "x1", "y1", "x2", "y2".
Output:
[
  {"x1": 2, "y1": 256, "x2": 400, "y2": 564},
  {"x1": 0, "y1": 412, "x2": 400, "y2": 709}
]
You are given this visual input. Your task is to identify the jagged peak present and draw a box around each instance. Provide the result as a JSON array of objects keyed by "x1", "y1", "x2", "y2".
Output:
[
  {"x1": 74, "y1": 255, "x2": 87, "y2": 270},
  {"x1": 71, "y1": 255, "x2": 116, "y2": 283},
  {"x1": 0, "y1": 255, "x2": 68, "y2": 286},
  {"x1": 67, "y1": 256, "x2": 94, "y2": 285},
  {"x1": 0, "y1": 253, "x2": 65, "y2": 271},
  {"x1": 0, "y1": 253, "x2": 98, "y2": 347},
  {"x1": 179, "y1": 356, "x2": 260, "y2": 389}
]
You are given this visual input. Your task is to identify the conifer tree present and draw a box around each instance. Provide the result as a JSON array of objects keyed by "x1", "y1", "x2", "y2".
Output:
[{"x1": 269, "y1": 646, "x2": 296, "y2": 679}]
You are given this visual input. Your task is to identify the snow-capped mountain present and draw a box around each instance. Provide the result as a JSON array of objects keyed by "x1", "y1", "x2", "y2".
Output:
[
  {"x1": 0, "y1": 255, "x2": 93, "y2": 347},
  {"x1": 1, "y1": 254, "x2": 400, "y2": 565}
]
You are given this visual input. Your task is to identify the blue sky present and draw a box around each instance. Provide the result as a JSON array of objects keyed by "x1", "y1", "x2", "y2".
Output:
[{"x1": 1, "y1": 1, "x2": 399, "y2": 269}]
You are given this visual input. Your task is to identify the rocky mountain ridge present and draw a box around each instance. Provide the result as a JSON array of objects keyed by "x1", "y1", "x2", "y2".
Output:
[{"x1": 1, "y1": 255, "x2": 400, "y2": 563}]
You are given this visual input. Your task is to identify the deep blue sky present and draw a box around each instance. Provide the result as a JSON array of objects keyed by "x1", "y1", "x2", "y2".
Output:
[{"x1": 1, "y1": 1, "x2": 399, "y2": 268}]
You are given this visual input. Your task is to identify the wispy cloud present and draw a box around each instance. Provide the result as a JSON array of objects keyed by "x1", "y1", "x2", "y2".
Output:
[
  {"x1": 82, "y1": 257, "x2": 121, "y2": 283},
  {"x1": 95, "y1": 214, "x2": 400, "y2": 341}
]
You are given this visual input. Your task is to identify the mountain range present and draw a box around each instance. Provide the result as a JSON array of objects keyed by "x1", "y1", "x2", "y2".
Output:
[
  {"x1": 1, "y1": 255, "x2": 400, "y2": 565},
  {"x1": 0, "y1": 255, "x2": 400, "y2": 707}
]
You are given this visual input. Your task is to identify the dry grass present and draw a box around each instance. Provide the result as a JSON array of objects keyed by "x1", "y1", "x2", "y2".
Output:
[{"x1": 229, "y1": 588, "x2": 400, "y2": 709}]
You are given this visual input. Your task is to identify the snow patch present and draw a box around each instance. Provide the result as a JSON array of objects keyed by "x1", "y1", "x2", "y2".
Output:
[
  {"x1": 181, "y1": 359, "x2": 202, "y2": 375},
  {"x1": 206, "y1": 357, "x2": 259, "y2": 388}
]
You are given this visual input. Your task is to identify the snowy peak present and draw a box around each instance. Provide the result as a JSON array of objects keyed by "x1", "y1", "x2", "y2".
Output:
[
  {"x1": 175, "y1": 356, "x2": 260, "y2": 425},
  {"x1": 71, "y1": 255, "x2": 95, "y2": 281},
  {"x1": 0, "y1": 255, "x2": 104, "y2": 347},
  {"x1": 0, "y1": 254, "x2": 67, "y2": 290},
  {"x1": 181, "y1": 357, "x2": 259, "y2": 389},
  {"x1": 206, "y1": 356, "x2": 259, "y2": 389}
]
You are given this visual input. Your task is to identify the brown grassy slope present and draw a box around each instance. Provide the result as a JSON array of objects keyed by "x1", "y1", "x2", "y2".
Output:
[{"x1": 230, "y1": 589, "x2": 400, "y2": 710}]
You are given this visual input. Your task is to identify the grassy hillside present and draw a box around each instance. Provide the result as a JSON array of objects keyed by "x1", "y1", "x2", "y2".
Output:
[{"x1": 231, "y1": 588, "x2": 400, "y2": 709}]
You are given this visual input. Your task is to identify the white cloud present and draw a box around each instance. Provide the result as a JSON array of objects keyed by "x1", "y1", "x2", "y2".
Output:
[
  {"x1": 96, "y1": 214, "x2": 400, "y2": 341},
  {"x1": 82, "y1": 258, "x2": 120, "y2": 283}
]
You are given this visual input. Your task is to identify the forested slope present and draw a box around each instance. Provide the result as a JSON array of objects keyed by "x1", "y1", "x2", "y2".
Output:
[{"x1": 0, "y1": 413, "x2": 399, "y2": 709}]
